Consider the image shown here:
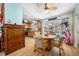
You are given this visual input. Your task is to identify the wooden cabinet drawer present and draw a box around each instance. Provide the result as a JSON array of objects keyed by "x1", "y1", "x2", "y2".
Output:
[
  {"x1": 17, "y1": 38, "x2": 24, "y2": 41},
  {"x1": 7, "y1": 41, "x2": 18, "y2": 48},
  {"x1": 18, "y1": 40, "x2": 24, "y2": 44},
  {"x1": 8, "y1": 45, "x2": 18, "y2": 51},
  {"x1": 18, "y1": 40, "x2": 25, "y2": 49},
  {"x1": 18, "y1": 43, "x2": 24, "y2": 49},
  {"x1": 6, "y1": 45, "x2": 18, "y2": 54}
]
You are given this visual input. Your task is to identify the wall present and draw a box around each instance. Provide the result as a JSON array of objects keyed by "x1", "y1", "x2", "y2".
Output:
[
  {"x1": 74, "y1": 4, "x2": 79, "y2": 47},
  {"x1": 42, "y1": 12, "x2": 73, "y2": 37},
  {"x1": 5, "y1": 3, "x2": 22, "y2": 24},
  {"x1": 57, "y1": 12, "x2": 73, "y2": 34},
  {"x1": 42, "y1": 19, "x2": 48, "y2": 37},
  {"x1": 55, "y1": 4, "x2": 79, "y2": 48}
]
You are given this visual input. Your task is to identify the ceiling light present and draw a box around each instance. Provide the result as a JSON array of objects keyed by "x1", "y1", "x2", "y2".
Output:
[
  {"x1": 44, "y1": 9, "x2": 49, "y2": 13},
  {"x1": 37, "y1": 3, "x2": 57, "y2": 14}
]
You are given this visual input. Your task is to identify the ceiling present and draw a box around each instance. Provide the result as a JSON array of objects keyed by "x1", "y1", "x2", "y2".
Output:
[{"x1": 22, "y1": 3, "x2": 76, "y2": 20}]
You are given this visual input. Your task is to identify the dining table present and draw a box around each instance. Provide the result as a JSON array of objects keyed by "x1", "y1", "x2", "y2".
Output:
[{"x1": 43, "y1": 35, "x2": 56, "y2": 50}]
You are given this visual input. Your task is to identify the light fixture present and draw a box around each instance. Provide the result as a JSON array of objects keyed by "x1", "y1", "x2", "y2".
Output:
[
  {"x1": 44, "y1": 3, "x2": 57, "y2": 14},
  {"x1": 44, "y1": 9, "x2": 49, "y2": 13},
  {"x1": 37, "y1": 3, "x2": 57, "y2": 14}
]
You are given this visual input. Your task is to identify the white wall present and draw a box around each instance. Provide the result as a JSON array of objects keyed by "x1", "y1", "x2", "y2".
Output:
[
  {"x1": 58, "y1": 4, "x2": 79, "y2": 48},
  {"x1": 42, "y1": 12, "x2": 73, "y2": 37},
  {"x1": 73, "y1": 4, "x2": 79, "y2": 47},
  {"x1": 57, "y1": 12, "x2": 73, "y2": 34}
]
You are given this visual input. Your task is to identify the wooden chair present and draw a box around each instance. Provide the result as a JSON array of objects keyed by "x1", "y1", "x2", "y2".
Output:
[
  {"x1": 51, "y1": 37, "x2": 64, "y2": 56},
  {"x1": 59, "y1": 37, "x2": 64, "y2": 55},
  {"x1": 34, "y1": 37, "x2": 48, "y2": 56}
]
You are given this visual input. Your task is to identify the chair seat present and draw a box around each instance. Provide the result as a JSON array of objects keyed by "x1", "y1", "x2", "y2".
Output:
[
  {"x1": 51, "y1": 47, "x2": 60, "y2": 56},
  {"x1": 37, "y1": 48, "x2": 43, "y2": 50}
]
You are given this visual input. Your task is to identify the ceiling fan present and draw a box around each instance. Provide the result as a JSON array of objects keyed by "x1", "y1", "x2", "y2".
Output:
[
  {"x1": 44, "y1": 3, "x2": 57, "y2": 11},
  {"x1": 37, "y1": 3, "x2": 57, "y2": 13}
]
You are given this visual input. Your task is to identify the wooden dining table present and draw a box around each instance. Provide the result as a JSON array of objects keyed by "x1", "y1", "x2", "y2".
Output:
[{"x1": 43, "y1": 35, "x2": 56, "y2": 50}]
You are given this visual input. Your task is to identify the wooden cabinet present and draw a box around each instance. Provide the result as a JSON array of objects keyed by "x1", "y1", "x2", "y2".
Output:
[
  {"x1": 37, "y1": 20, "x2": 42, "y2": 29},
  {"x1": 3, "y1": 24, "x2": 25, "y2": 55},
  {"x1": 26, "y1": 24, "x2": 32, "y2": 28},
  {"x1": 28, "y1": 31, "x2": 34, "y2": 37}
]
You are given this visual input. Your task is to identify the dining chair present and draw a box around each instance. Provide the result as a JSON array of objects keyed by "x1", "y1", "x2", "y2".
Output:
[
  {"x1": 34, "y1": 37, "x2": 48, "y2": 56},
  {"x1": 51, "y1": 36, "x2": 64, "y2": 56}
]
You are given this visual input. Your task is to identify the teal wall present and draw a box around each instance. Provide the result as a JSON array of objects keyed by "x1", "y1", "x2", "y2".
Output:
[{"x1": 5, "y1": 3, "x2": 22, "y2": 24}]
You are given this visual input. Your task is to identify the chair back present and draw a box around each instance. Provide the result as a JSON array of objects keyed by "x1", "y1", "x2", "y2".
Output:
[
  {"x1": 35, "y1": 37, "x2": 43, "y2": 48},
  {"x1": 59, "y1": 37, "x2": 64, "y2": 44}
]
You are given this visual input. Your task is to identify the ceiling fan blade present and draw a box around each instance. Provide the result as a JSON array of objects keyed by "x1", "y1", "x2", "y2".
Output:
[{"x1": 49, "y1": 7, "x2": 57, "y2": 10}]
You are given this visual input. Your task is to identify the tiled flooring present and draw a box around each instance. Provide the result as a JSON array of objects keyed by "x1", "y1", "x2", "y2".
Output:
[
  {"x1": 0, "y1": 37, "x2": 35, "y2": 56},
  {"x1": 0, "y1": 37, "x2": 79, "y2": 56}
]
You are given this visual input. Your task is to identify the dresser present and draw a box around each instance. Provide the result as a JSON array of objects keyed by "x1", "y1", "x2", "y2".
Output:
[{"x1": 3, "y1": 24, "x2": 25, "y2": 55}]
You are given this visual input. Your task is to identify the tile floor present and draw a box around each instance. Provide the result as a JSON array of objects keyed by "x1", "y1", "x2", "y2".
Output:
[{"x1": 0, "y1": 37, "x2": 79, "y2": 56}]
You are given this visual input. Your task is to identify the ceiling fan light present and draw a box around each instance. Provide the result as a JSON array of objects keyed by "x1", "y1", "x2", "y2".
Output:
[{"x1": 44, "y1": 10, "x2": 49, "y2": 13}]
